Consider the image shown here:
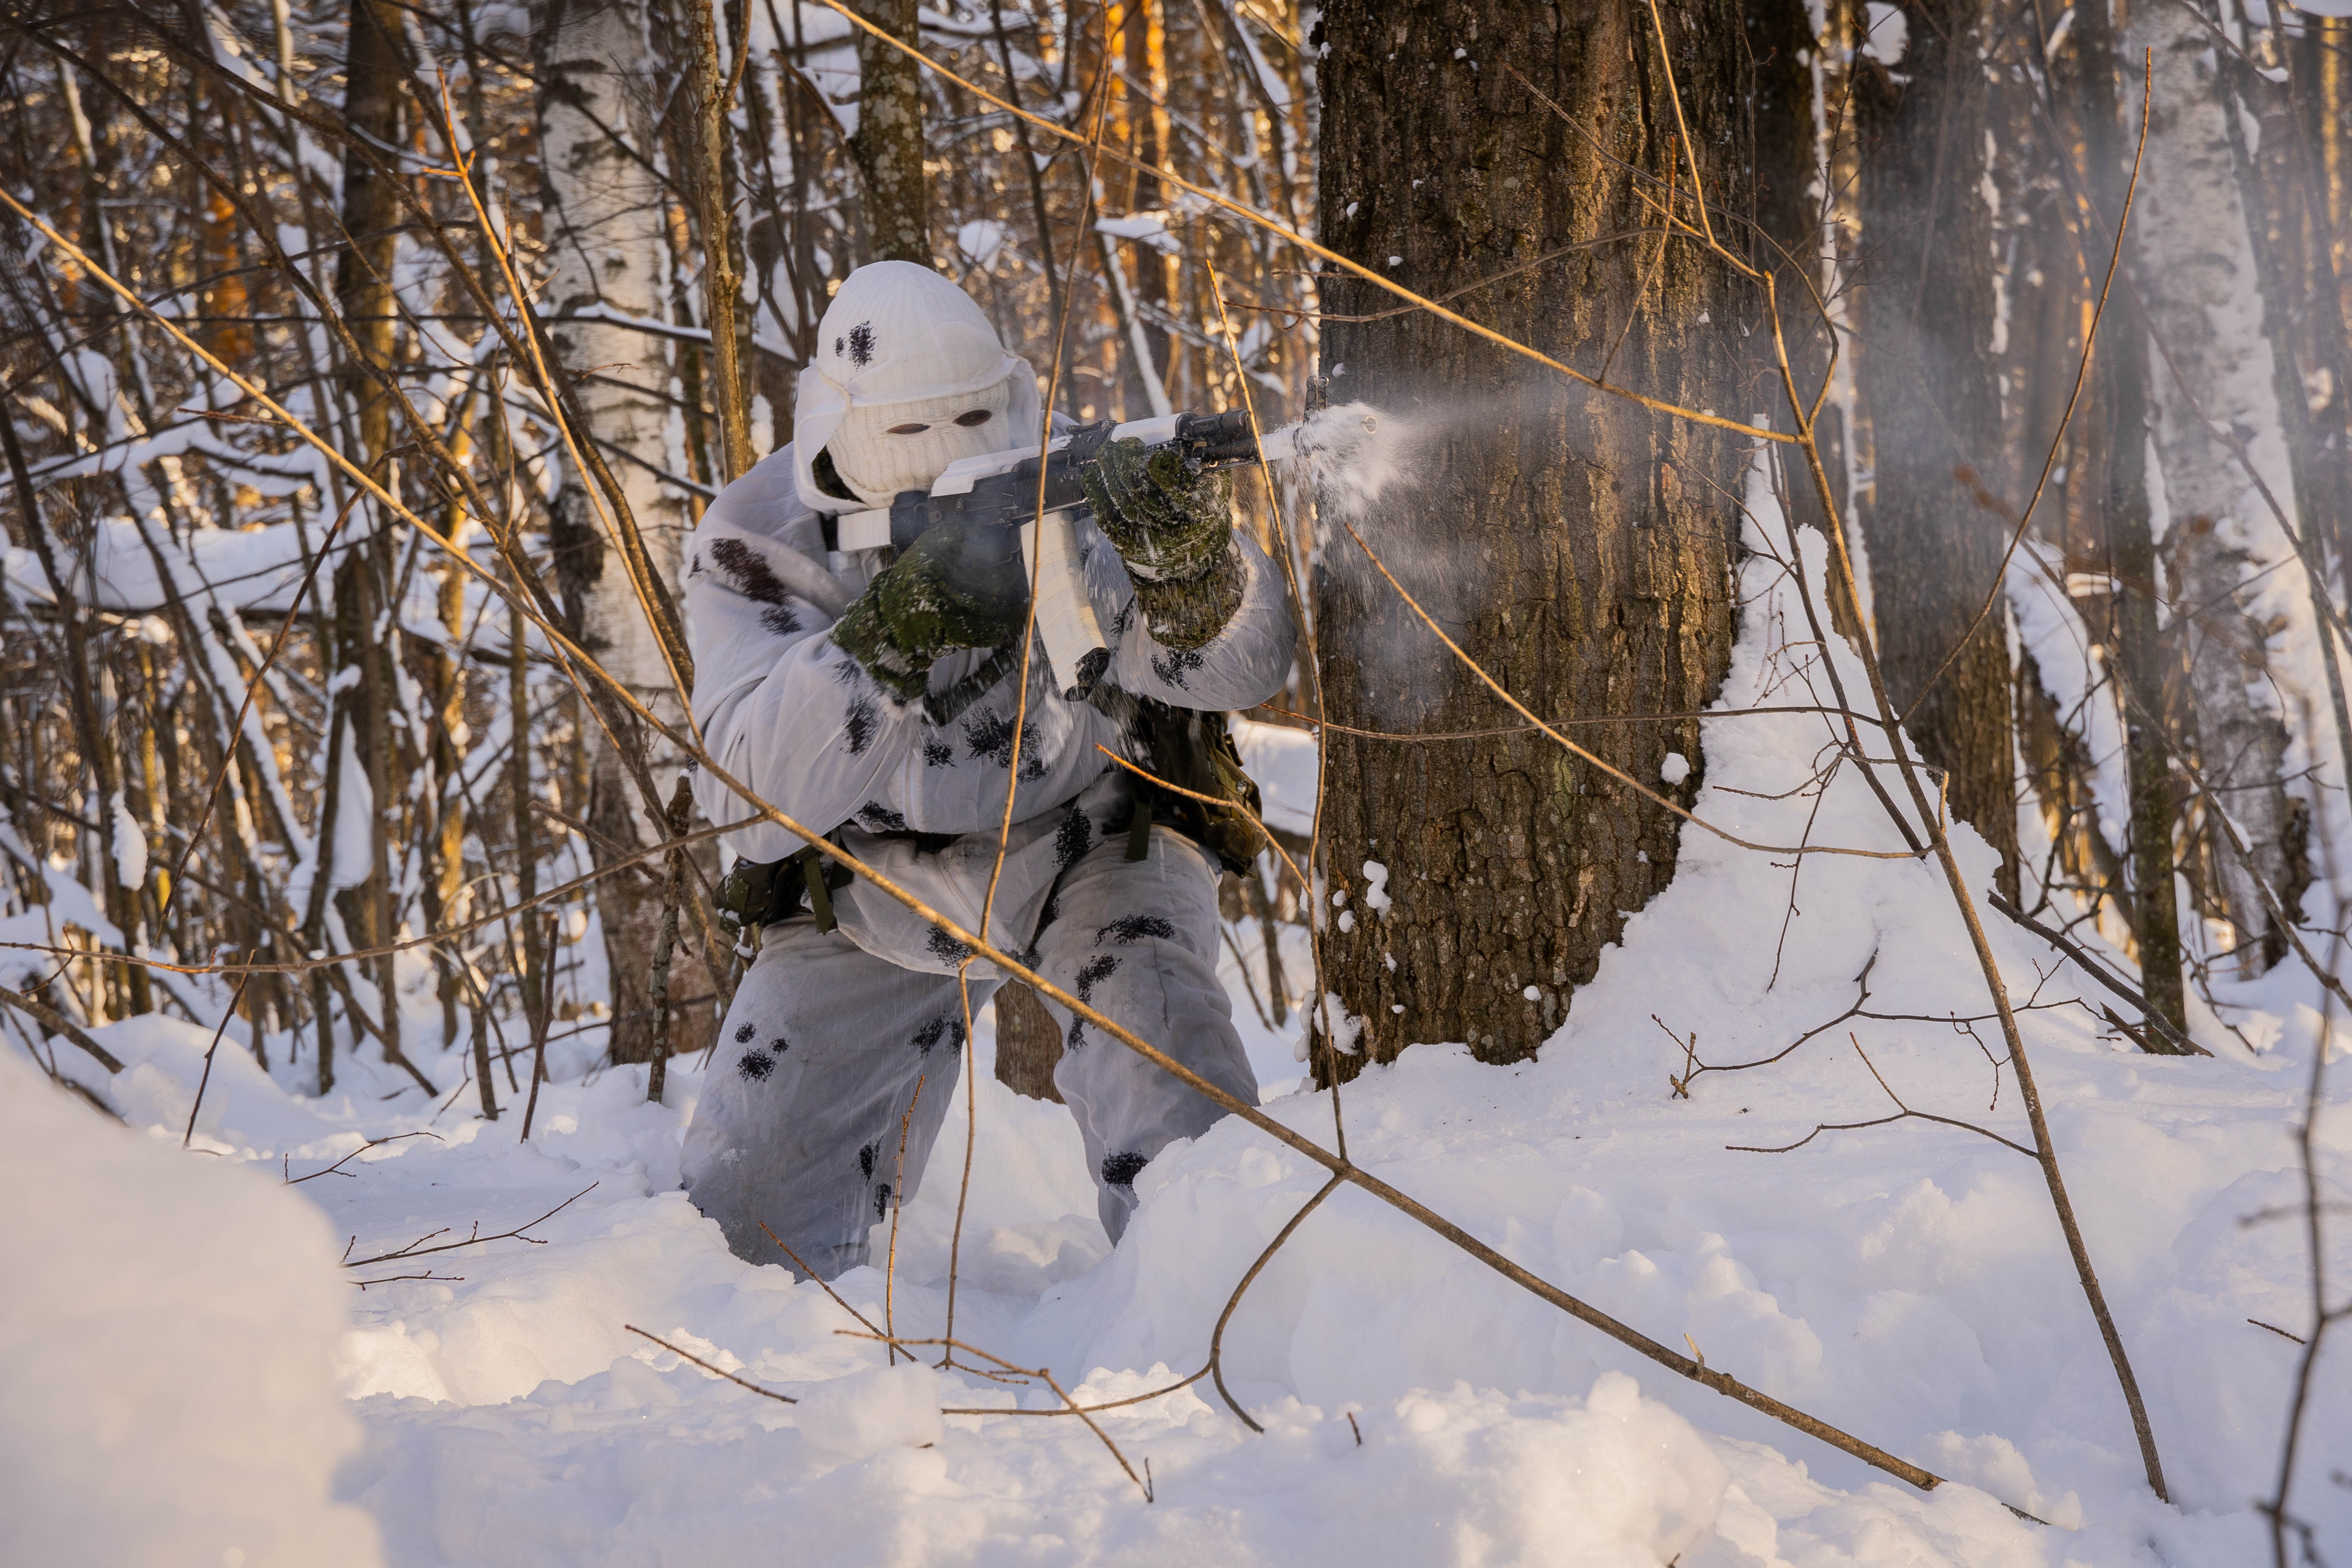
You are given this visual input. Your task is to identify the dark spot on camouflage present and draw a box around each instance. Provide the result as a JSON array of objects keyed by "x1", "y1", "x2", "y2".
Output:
[
  {"x1": 736, "y1": 1050, "x2": 774, "y2": 1082},
  {"x1": 1110, "y1": 597, "x2": 1137, "y2": 638},
  {"x1": 847, "y1": 321, "x2": 876, "y2": 367},
  {"x1": 1054, "y1": 802, "x2": 1094, "y2": 867},
  {"x1": 833, "y1": 334, "x2": 844, "y2": 358},
  {"x1": 709, "y1": 539, "x2": 787, "y2": 604},
  {"x1": 962, "y1": 709, "x2": 1042, "y2": 774},
  {"x1": 769, "y1": 1036, "x2": 790, "y2": 1054},
  {"x1": 873, "y1": 1184, "x2": 893, "y2": 1219},
  {"x1": 858, "y1": 1141, "x2": 879, "y2": 1180},
  {"x1": 857, "y1": 801, "x2": 908, "y2": 833},
  {"x1": 844, "y1": 693, "x2": 880, "y2": 755},
  {"x1": 735, "y1": 1021, "x2": 758, "y2": 1044},
  {"x1": 911, "y1": 1014, "x2": 965, "y2": 1055},
  {"x1": 1101, "y1": 1151, "x2": 1149, "y2": 1188},
  {"x1": 1063, "y1": 956, "x2": 1113, "y2": 1047},
  {"x1": 1098, "y1": 914, "x2": 1175, "y2": 945},
  {"x1": 689, "y1": 552, "x2": 704, "y2": 577},
  {"x1": 1149, "y1": 648, "x2": 1205, "y2": 689},
  {"x1": 1075, "y1": 955, "x2": 1119, "y2": 1002},
  {"x1": 927, "y1": 927, "x2": 973, "y2": 965},
  {"x1": 705, "y1": 541, "x2": 809, "y2": 641},
  {"x1": 922, "y1": 738, "x2": 956, "y2": 768}
]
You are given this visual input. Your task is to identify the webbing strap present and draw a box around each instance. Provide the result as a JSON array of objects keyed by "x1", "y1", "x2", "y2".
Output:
[{"x1": 800, "y1": 844, "x2": 837, "y2": 933}]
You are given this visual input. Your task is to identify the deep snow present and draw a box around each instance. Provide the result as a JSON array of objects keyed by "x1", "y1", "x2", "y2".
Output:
[{"x1": 10, "y1": 487, "x2": 2350, "y2": 1566}]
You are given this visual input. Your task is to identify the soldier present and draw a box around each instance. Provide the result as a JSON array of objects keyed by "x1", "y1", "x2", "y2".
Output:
[{"x1": 677, "y1": 261, "x2": 1293, "y2": 1277}]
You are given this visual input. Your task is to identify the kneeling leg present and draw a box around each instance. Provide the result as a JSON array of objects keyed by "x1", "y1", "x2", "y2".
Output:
[{"x1": 681, "y1": 917, "x2": 973, "y2": 1276}]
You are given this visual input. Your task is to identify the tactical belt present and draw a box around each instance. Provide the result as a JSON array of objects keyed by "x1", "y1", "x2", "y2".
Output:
[
  {"x1": 714, "y1": 710, "x2": 1262, "y2": 942},
  {"x1": 714, "y1": 834, "x2": 856, "y2": 936}
]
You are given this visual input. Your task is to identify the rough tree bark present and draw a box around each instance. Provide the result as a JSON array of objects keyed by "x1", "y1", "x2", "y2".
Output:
[
  {"x1": 330, "y1": 0, "x2": 407, "y2": 1056},
  {"x1": 2129, "y1": 0, "x2": 2310, "y2": 974},
  {"x1": 992, "y1": 981, "x2": 1066, "y2": 1102},
  {"x1": 1851, "y1": 0, "x2": 2021, "y2": 902},
  {"x1": 848, "y1": 0, "x2": 929, "y2": 264},
  {"x1": 1312, "y1": 0, "x2": 1772, "y2": 1071},
  {"x1": 536, "y1": 0, "x2": 712, "y2": 1062}
]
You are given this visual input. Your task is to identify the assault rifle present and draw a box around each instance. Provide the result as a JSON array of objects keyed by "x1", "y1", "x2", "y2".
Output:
[{"x1": 829, "y1": 409, "x2": 1329, "y2": 696}]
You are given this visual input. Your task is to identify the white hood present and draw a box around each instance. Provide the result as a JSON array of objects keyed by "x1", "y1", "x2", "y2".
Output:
[{"x1": 792, "y1": 261, "x2": 1040, "y2": 514}]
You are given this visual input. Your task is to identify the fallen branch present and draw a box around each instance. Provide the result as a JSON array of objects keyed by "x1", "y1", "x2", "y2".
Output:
[
  {"x1": 0, "y1": 983, "x2": 123, "y2": 1073},
  {"x1": 1986, "y1": 893, "x2": 2206, "y2": 1056},
  {"x1": 625, "y1": 1325, "x2": 797, "y2": 1404},
  {"x1": 283, "y1": 1130, "x2": 446, "y2": 1185},
  {"x1": 340, "y1": 1183, "x2": 595, "y2": 1269}
]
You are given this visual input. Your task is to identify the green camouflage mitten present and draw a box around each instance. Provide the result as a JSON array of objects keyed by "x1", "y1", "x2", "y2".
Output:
[
  {"x1": 831, "y1": 517, "x2": 1028, "y2": 702},
  {"x1": 1080, "y1": 437, "x2": 1243, "y2": 650}
]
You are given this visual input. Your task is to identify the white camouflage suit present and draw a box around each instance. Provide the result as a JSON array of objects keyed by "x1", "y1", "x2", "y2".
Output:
[{"x1": 679, "y1": 264, "x2": 1294, "y2": 1276}]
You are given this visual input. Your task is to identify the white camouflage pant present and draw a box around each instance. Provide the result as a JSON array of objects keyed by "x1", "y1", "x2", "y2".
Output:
[{"x1": 681, "y1": 825, "x2": 1259, "y2": 1278}]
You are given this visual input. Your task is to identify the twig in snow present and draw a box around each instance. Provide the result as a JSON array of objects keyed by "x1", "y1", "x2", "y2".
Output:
[
  {"x1": 283, "y1": 1130, "x2": 445, "y2": 1184},
  {"x1": 625, "y1": 1325, "x2": 797, "y2": 1403},
  {"x1": 841, "y1": 1330, "x2": 1152, "y2": 1500},
  {"x1": 339, "y1": 1182, "x2": 594, "y2": 1269},
  {"x1": 884, "y1": 1074, "x2": 926, "y2": 1365},
  {"x1": 183, "y1": 955, "x2": 259, "y2": 1149},
  {"x1": 1727, "y1": 1036, "x2": 2039, "y2": 1160},
  {"x1": 1986, "y1": 893, "x2": 2207, "y2": 1056},
  {"x1": 761, "y1": 1221, "x2": 884, "y2": 1336}
]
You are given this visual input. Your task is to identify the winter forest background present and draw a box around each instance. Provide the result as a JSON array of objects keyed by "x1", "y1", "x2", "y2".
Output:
[{"x1": 2, "y1": 0, "x2": 2349, "y2": 1563}]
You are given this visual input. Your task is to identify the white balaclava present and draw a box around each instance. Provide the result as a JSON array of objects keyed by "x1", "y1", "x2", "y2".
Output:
[{"x1": 792, "y1": 261, "x2": 1039, "y2": 512}]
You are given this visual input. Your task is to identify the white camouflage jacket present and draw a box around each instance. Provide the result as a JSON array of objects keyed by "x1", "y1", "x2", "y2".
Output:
[{"x1": 681, "y1": 441, "x2": 1295, "y2": 971}]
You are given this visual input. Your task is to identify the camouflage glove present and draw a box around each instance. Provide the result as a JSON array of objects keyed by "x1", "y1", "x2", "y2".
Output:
[
  {"x1": 831, "y1": 517, "x2": 1028, "y2": 702},
  {"x1": 1079, "y1": 437, "x2": 1234, "y2": 582},
  {"x1": 1080, "y1": 437, "x2": 1244, "y2": 651}
]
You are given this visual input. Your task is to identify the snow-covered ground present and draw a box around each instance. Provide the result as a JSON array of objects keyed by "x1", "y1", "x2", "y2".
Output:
[{"x1": 10, "y1": 502, "x2": 2348, "y2": 1566}]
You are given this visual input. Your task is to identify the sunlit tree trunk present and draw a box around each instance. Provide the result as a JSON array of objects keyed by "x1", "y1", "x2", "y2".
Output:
[{"x1": 1313, "y1": 0, "x2": 1779, "y2": 1070}]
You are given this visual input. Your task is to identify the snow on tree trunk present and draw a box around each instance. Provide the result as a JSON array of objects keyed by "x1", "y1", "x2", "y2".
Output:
[
  {"x1": 2129, "y1": 0, "x2": 2312, "y2": 974},
  {"x1": 848, "y1": 0, "x2": 929, "y2": 265},
  {"x1": 535, "y1": 0, "x2": 709, "y2": 1062}
]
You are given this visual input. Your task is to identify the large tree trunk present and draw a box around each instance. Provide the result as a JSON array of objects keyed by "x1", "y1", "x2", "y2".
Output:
[
  {"x1": 2129, "y1": 0, "x2": 2311, "y2": 975},
  {"x1": 536, "y1": 0, "x2": 712, "y2": 1063},
  {"x1": 848, "y1": 0, "x2": 929, "y2": 264},
  {"x1": 1312, "y1": 0, "x2": 1771, "y2": 1072},
  {"x1": 1850, "y1": 0, "x2": 2021, "y2": 902}
]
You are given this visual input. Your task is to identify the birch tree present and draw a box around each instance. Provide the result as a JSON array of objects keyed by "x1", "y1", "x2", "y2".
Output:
[
  {"x1": 2129, "y1": 0, "x2": 2311, "y2": 975},
  {"x1": 535, "y1": 0, "x2": 709, "y2": 1061}
]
